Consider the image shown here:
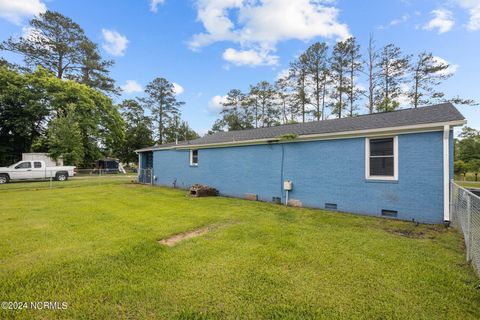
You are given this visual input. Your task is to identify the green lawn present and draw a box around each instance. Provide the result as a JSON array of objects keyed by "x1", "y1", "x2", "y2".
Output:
[
  {"x1": 456, "y1": 180, "x2": 480, "y2": 189},
  {"x1": 1, "y1": 180, "x2": 479, "y2": 319}
]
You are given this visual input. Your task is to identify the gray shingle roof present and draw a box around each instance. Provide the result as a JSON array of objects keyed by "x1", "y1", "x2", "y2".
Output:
[{"x1": 137, "y1": 103, "x2": 464, "y2": 152}]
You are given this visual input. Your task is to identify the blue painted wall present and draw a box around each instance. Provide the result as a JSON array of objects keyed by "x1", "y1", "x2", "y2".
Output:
[{"x1": 142, "y1": 131, "x2": 452, "y2": 223}]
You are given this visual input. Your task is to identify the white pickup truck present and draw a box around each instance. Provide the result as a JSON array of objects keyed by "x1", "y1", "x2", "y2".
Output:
[{"x1": 0, "y1": 160, "x2": 75, "y2": 184}]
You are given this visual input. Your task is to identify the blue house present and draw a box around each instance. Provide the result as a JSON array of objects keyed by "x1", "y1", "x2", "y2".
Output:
[{"x1": 137, "y1": 103, "x2": 465, "y2": 224}]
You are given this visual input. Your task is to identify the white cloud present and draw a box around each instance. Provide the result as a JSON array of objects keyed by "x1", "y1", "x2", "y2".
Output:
[
  {"x1": 172, "y1": 82, "x2": 184, "y2": 95},
  {"x1": 433, "y1": 56, "x2": 458, "y2": 76},
  {"x1": 453, "y1": 0, "x2": 480, "y2": 31},
  {"x1": 121, "y1": 80, "x2": 143, "y2": 94},
  {"x1": 101, "y1": 29, "x2": 129, "y2": 56},
  {"x1": 208, "y1": 95, "x2": 228, "y2": 113},
  {"x1": 222, "y1": 48, "x2": 278, "y2": 66},
  {"x1": 275, "y1": 68, "x2": 290, "y2": 80},
  {"x1": 0, "y1": 0, "x2": 46, "y2": 24},
  {"x1": 390, "y1": 14, "x2": 410, "y2": 26},
  {"x1": 190, "y1": 0, "x2": 350, "y2": 66},
  {"x1": 423, "y1": 9, "x2": 454, "y2": 33},
  {"x1": 197, "y1": 128, "x2": 209, "y2": 137},
  {"x1": 150, "y1": 0, "x2": 165, "y2": 13}
]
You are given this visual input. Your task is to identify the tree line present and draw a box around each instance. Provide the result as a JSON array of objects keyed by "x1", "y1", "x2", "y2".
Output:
[
  {"x1": 211, "y1": 36, "x2": 476, "y2": 132},
  {"x1": 455, "y1": 127, "x2": 480, "y2": 181},
  {"x1": 0, "y1": 11, "x2": 197, "y2": 167}
]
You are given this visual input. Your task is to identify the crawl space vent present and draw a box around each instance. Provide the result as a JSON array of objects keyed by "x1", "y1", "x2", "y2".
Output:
[
  {"x1": 381, "y1": 209, "x2": 398, "y2": 217},
  {"x1": 272, "y1": 197, "x2": 281, "y2": 204},
  {"x1": 325, "y1": 203, "x2": 338, "y2": 210}
]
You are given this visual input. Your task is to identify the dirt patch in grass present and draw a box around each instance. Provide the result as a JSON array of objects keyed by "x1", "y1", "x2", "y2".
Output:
[
  {"x1": 158, "y1": 223, "x2": 229, "y2": 246},
  {"x1": 390, "y1": 228, "x2": 426, "y2": 238},
  {"x1": 381, "y1": 222, "x2": 447, "y2": 239}
]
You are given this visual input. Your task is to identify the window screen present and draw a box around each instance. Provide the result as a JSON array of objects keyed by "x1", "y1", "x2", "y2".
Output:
[
  {"x1": 15, "y1": 162, "x2": 31, "y2": 169},
  {"x1": 369, "y1": 138, "x2": 394, "y2": 177},
  {"x1": 191, "y1": 150, "x2": 198, "y2": 165}
]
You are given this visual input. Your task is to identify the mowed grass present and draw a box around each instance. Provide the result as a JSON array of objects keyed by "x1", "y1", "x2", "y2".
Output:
[
  {"x1": 457, "y1": 180, "x2": 480, "y2": 189},
  {"x1": 1, "y1": 180, "x2": 479, "y2": 319}
]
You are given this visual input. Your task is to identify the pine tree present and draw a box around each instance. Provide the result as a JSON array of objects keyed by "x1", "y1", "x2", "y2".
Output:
[
  {"x1": 164, "y1": 114, "x2": 199, "y2": 143},
  {"x1": 289, "y1": 55, "x2": 310, "y2": 122},
  {"x1": 409, "y1": 52, "x2": 452, "y2": 108},
  {"x1": 141, "y1": 77, "x2": 184, "y2": 144},
  {"x1": 74, "y1": 40, "x2": 118, "y2": 94},
  {"x1": 1, "y1": 11, "x2": 116, "y2": 93},
  {"x1": 376, "y1": 44, "x2": 410, "y2": 112},
  {"x1": 248, "y1": 81, "x2": 278, "y2": 127},
  {"x1": 366, "y1": 34, "x2": 379, "y2": 114},
  {"x1": 275, "y1": 76, "x2": 300, "y2": 123},
  {"x1": 211, "y1": 89, "x2": 253, "y2": 132},
  {"x1": 302, "y1": 42, "x2": 330, "y2": 121},
  {"x1": 345, "y1": 37, "x2": 364, "y2": 117},
  {"x1": 330, "y1": 40, "x2": 350, "y2": 118}
]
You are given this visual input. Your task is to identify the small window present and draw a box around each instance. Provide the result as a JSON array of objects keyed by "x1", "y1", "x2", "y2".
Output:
[
  {"x1": 15, "y1": 162, "x2": 31, "y2": 169},
  {"x1": 190, "y1": 150, "x2": 198, "y2": 166},
  {"x1": 34, "y1": 162, "x2": 42, "y2": 168},
  {"x1": 366, "y1": 137, "x2": 398, "y2": 180}
]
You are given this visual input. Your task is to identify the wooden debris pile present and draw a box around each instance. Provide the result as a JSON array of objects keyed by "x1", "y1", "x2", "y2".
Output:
[{"x1": 189, "y1": 184, "x2": 219, "y2": 197}]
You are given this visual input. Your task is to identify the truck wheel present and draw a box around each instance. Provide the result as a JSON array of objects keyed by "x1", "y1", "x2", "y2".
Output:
[
  {"x1": 55, "y1": 172, "x2": 68, "y2": 181},
  {"x1": 0, "y1": 174, "x2": 9, "y2": 184}
]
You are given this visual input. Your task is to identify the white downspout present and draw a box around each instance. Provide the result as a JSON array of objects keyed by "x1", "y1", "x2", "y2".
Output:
[{"x1": 443, "y1": 125, "x2": 450, "y2": 221}]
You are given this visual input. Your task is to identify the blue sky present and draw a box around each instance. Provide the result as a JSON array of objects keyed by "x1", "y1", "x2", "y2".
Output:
[{"x1": 0, "y1": 0, "x2": 479, "y2": 135}]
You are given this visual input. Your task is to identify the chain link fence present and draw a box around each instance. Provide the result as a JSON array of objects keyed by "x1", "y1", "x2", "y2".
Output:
[
  {"x1": 0, "y1": 168, "x2": 138, "y2": 192},
  {"x1": 450, "y1": 180, "x2": 480, "y2": 276},
  {"x1": 138, "y1": 168, "x2": 154, "y2": 185}
]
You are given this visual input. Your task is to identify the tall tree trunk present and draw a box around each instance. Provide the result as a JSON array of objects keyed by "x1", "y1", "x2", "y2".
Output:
[
  {"x1": 384, "y1": 65, "x2": 389, "y2": 102},
  {"x1": 414, "y1": 69, "x2": 419, "y2": 108},
  {"x1": 338, "y1": 69, "x2": 343, "y2": 118},
  {"x1": 57, "y1": 54, "x2": 63, "y2": 79},
  {"x1": 349, "y1": 58, "x2": 354, "y2": 117},
  {"x1": 261, "y1": 102, "x2": 265, "y2": 127},
  {"x1": 321, "y1": 77, "x2": 327, "y2": 120},
  {"x1": 301, "y1": 74, "x2": 306, "y2": 123},
  {"x1": 316, "y1": 66, "x2": 320, "y2": 121},
  {"x1": 367, "y1": 34, "x2": 375, "y2": 114},
  {"x1": 159, "y1": 95, "x2": 164, "y2": 144}
]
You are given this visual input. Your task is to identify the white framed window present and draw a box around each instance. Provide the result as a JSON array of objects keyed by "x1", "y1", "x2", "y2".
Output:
[
  {"x1": 365, "y1": 136, "x2": 398, "y2": 181},
  {"x1": 190, "y1": 149, "x2": 198, "y2": 166}
]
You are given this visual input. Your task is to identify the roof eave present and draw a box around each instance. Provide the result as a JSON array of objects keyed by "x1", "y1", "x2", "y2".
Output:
[{"x1": 135, "y1": 119, "x2": 466, "y2": 152}]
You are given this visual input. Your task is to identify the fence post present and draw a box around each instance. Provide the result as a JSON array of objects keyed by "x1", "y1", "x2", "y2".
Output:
[
  {"x1": 466, "y1": 195, "x2": 472, "y2": 262},
  {"x1": 449, "y1": 180, "x2": 453, "y2": 224}
]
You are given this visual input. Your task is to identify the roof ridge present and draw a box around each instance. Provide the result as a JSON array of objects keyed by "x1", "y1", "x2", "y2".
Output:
[
  {"x1": 136, "y1": 103, "x2": 463, "y2": 152},
  {"x1": 205, "y1": 102, "x2": 454, "y2": 137}
]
